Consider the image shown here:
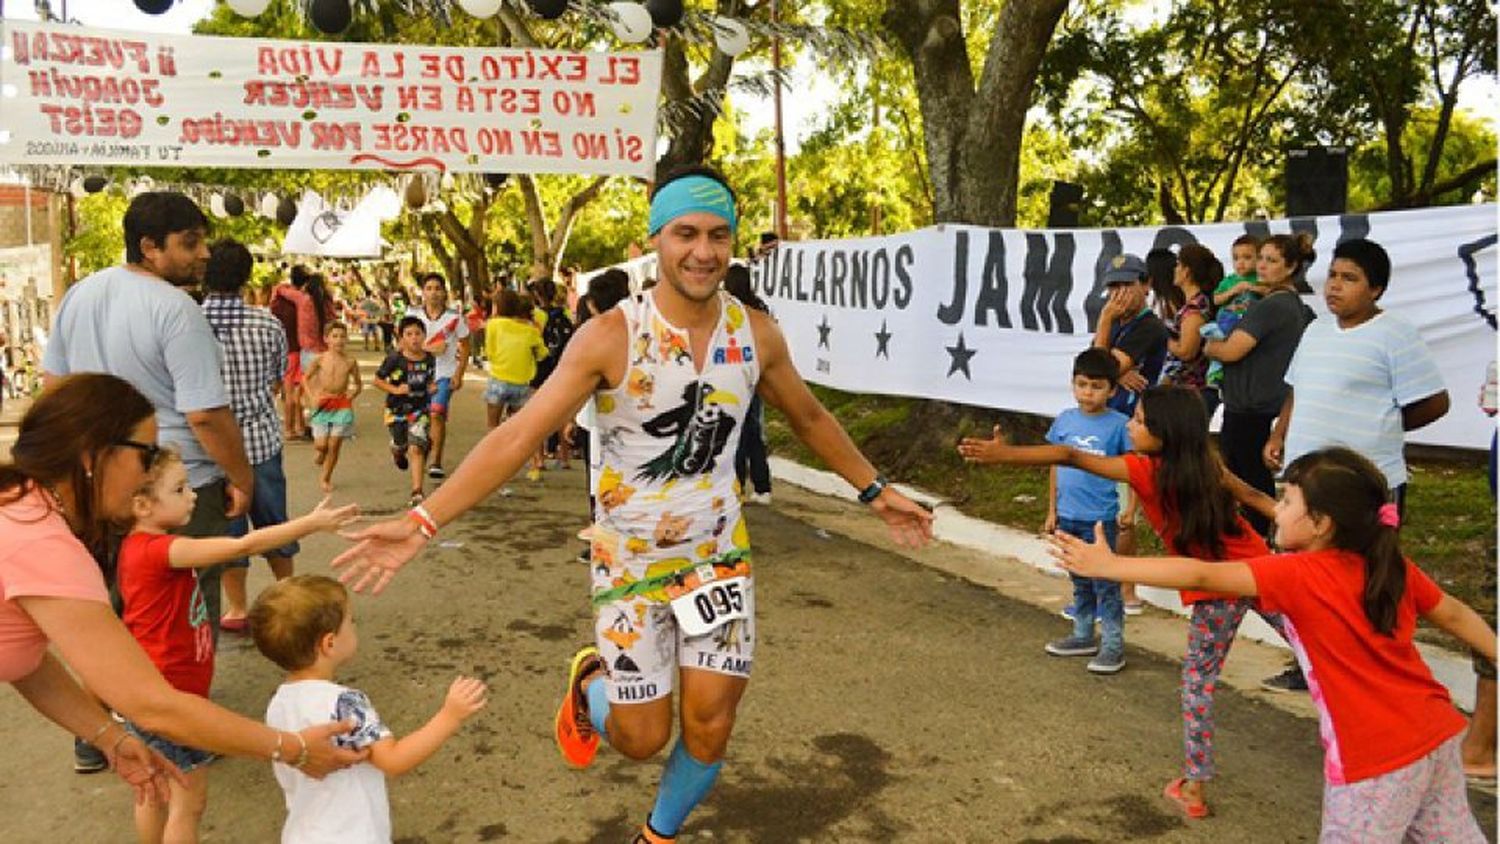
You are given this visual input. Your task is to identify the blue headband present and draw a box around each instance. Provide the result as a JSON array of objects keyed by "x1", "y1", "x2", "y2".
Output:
[{"x1": 648, "y1": 175, "x2": 738, "y2": 236}]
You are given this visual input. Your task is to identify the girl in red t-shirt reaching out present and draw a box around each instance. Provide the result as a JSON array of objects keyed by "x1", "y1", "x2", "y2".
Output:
[
  {"x1": 117, "y1": 449, "x2": 357, "y2": 844},
  {"x1": 1052, "y1": 446, "x2": 1496, "y2": 840},
  {"x1": 959, "y1": 386, "x2": 1283, "y2": 819}
]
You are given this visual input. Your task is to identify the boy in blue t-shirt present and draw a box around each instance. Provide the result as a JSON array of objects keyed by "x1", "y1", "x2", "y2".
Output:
[{"x1": 1043, "y1": 348, "x2": 1132, "y2": 674}]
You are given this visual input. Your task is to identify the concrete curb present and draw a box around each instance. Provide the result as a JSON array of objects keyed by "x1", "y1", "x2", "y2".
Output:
[{"x1": 768, "y1": 456, "x2": 1480, "y2": 711}]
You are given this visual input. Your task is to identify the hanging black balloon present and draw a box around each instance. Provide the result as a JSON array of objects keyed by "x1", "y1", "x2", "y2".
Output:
[
  {"x1": 645, "y1": 0, "x2": 684, "y2": 27},
  {"x1": 134, "y1": 0, "x2": 175, "y2": 13},
  {"x1": 527, "y1": 0, "x2": 568, "y2": 20},
  {"x1": 483, "y1": 173, "x2": 510, "y2": 190},
  {"x1": 276, "y1": 197, "x2": 298, "y2": 226},
  {"x1": 223, "y1": 194, "x2": 245, "y2": 217},
  {"x1": 308, "y1": 0, "x2": 352, "y2": 34},
  {"x1": 82, "y1": 175, "x2": 108, "y2": 194}
]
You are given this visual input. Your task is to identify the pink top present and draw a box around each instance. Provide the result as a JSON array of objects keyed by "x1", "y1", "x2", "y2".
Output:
[
  {"x1": 272, "y1": 285, "x2": 327, "y2": 353},
  {"x1": 0, "y1": 488, "x2": 110, "y2": 683}
]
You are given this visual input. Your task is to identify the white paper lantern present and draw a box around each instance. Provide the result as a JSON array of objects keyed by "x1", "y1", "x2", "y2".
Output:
[
  {"x1": 260, "y1": 193, "x2": 280, "y2": 218},
  {"x1": 209, "y1": 192, "x2": 227, "y2": 218},
  {"x1": 713, "y1": 17, "x2": 750, "y2": 57},
  {"x1": 69, "y1": 177, "x2": 86, "y2": 199},
  {"x1": 225, "y1": 0, "x2": 271, "y2": 16},
  {"x1": 456, "y1": 0, "x2": 503, "y2": 18},
  {"x1": 607, "y1": 2, "x2": 654, "y2": 44}
]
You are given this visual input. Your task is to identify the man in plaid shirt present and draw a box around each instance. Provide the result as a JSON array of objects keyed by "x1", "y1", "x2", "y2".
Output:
[{"x1": 201, "y1": 240, "x2": 299, "y2": 633}]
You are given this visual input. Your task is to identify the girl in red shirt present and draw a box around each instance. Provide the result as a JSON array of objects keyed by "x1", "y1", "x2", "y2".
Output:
[
  {"x1": 1052, "y1": 446, "x2": 1495, "y2": 840},
  {"x1": 959, "y1": 386, "x2": 1281, "y2": 818},
  {"x1": 118, "y1": 450, "x2": 357, "y2": 844}
]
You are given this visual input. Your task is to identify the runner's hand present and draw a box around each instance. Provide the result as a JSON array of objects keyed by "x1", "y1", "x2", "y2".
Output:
[
  {"x1": 299, "y1": 720, "x2": 368, "y2": 779},
  {"x1": 956, "y1": 425, "x2": 1007, "y2": 465},
  {"x1": 1042, "y1": 512, "x2": 1057, "y2": 534},
  {"x1": 225, "y1": 483, "x2": 251, "y2": 519},
  {"x1": 1048, "y1": 523, "x2": 1117, "y2": 578},
  {"x1": 332, "y1": 517, "x2": 428, "y2": 594},
  {"x1": 109, "y1": 733, "x2": 186, "y2": 806},
  {"x1": 870, "y1": 488, "x2": 934, "y2": 549}
]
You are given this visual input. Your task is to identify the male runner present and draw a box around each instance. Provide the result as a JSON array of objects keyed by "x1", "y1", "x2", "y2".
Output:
[
  {"x1": 406, "y1": 273, "x2": 470, "y2": 480},
  {"x1": 334, "y1": 166, "x2": 933, "y2": 842}
]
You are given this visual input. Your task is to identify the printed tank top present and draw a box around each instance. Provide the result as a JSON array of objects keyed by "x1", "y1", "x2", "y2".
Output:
[{"x1": 589, "y1": 290, "x2": 760, "y2": 599}]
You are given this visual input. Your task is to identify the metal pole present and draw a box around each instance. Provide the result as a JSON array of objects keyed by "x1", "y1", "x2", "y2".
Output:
[{"x1": 771, "y1": 0, "x2": 788, "y2": 240}]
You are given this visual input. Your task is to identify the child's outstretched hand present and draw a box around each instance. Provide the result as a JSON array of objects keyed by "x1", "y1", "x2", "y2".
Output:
[
  {"x1": 306, "y1": 495, "x2": 361, "y2": 532},
  {"x1": 440, "y1": 676, "x2": 488, "y2": 723},
  {"x1": 957, "y1": 425, "x2": 1008, "y2": 465},
  {"x1": 1048, "y1": 522, "x2": 1117, "y2": 578}
]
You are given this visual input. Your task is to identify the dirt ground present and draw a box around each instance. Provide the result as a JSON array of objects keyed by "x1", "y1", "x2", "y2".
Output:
[{"x1": 1, "y1": 356, "x2": 1494, "y2": 843}]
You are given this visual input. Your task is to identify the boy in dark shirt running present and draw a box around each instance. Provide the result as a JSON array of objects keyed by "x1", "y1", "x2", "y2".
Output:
[{"x1": 374, "y1": 317, "x2": 437, "y2": 505}]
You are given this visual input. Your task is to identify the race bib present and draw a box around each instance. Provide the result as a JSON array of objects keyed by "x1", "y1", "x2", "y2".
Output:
[{"x1": 670, "y1": 574, "x2": 749, "y2": 637}]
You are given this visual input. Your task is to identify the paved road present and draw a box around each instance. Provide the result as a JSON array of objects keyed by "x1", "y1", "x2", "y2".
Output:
[{"x1": 2, "y1": 356, "x2": 1493, "y2": 842}]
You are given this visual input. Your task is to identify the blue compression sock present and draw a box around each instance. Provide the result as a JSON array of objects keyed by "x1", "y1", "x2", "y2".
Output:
[
  {"x1": 584, "y1": 675, "x2": 610, "y2": 739},
  {"x1": 647, "y1": 739, "x2": 724, "y2": 837}
]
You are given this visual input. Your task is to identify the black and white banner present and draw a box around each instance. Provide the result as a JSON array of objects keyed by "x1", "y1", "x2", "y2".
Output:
[{"x1": 749, "y1": 205, "x2": 1498, "y2": 450}]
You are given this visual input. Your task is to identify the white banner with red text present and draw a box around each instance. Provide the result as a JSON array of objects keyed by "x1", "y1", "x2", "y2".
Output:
[
  {"x1": 748, "y1": 204, "x2": 1499, "y2": 450},
  {"x1": 0, "y1": 21, "x2": 660, "y2": 177}
]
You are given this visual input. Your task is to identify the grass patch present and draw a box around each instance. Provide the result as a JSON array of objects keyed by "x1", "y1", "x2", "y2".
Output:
[{"x1": 768, "y1": 386, "x2": 1496, "y2": 634}]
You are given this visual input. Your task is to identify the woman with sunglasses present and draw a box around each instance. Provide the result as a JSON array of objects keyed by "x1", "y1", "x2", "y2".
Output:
[{"x1": 0, "y1": 373, "x2": 365, "y2": 808}]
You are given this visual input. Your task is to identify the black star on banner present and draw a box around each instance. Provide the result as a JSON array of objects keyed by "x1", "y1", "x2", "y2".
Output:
[
  {"x1": 874, "y1": 320, "x2": 892, "y2": 359},
  {"x1": 946, "y1": 332, "x2": 977, "y2": 379},
  {"x1": 816, "y1": 314, "x2": 832, "y2": 349}
]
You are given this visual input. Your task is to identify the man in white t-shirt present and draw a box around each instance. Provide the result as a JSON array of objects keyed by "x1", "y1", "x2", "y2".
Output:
[
  {"x1": 405, "y1": 273, "x2": 470, "y2": 480},
  {"x1": 1265, "y1": 238, "x2": 1449, "y2": 514}
]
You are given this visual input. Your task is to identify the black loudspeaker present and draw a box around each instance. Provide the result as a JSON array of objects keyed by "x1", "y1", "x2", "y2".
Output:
[
  {"x1": 1048, "y1": 180, "x2": 1084, "y2": 228},
  {"x1": 1286, "y1": 146, "x2": 1348, "y2": 217}
]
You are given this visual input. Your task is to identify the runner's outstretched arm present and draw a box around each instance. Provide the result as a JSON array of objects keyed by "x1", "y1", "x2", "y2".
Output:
[
  {"x1": 749, "y1": 310, "x2": 933, "y2": 548},
  {"x1": 331, "y1": 314, "x2": 621, "y2": 593}
]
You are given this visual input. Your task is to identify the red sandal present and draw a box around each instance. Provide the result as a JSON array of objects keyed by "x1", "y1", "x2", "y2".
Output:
[{"x1": 1163, "y1": 777, "x2": 1210, "y2": 819}]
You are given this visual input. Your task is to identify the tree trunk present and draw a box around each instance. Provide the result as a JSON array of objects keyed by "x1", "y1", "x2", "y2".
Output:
[
  {"x1": 517, "y1": 174, "x2": 611, "y2": 278},
  {"x1": 885, "y1": 0, "x2": 1069, "y2": 226},
  {"x1": 654, "y1": 2, "x2": 744, "y2": 181}
]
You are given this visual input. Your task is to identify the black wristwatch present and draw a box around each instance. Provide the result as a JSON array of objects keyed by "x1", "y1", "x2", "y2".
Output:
[{"x1": 857, "y1": 475, "x2": 888, "y2": 505}]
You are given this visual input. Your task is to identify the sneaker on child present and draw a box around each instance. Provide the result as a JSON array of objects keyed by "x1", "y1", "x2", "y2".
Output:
[{"x1": 1044, "y1": 636, "x2": 1099, "y2": 657}]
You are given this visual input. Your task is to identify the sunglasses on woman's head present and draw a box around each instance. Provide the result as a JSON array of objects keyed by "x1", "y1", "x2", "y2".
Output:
[{"x1": 113, "y1": 440, "x2": 162, "y2": 471}]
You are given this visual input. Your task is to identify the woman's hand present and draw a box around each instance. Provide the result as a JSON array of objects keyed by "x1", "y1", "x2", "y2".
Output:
[
  {"x1": 297, "y1": 720, "x2": 369, "y2": 779},
  {"x1": 108, "y1": 731, "x2": 187, "y2": 806}
]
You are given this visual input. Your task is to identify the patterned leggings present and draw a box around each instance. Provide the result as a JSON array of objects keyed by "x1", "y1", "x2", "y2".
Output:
[
  {"x1": 1320, "y1": 734, "x2": 1485, "y2": 842},
  {"x1": 1182, "y1": 598, "x2": 1286, "y2": 781}
]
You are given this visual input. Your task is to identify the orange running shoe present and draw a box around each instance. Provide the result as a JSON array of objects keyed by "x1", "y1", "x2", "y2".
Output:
[
  {"x1": 554, "y1": 645, "x2": 604, "y2": 769},
  {"x1": 631, "y1": 822, "x2": 676, "y2": 843}
]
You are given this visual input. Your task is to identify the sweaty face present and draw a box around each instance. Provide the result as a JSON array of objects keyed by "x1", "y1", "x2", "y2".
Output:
[
  {"x1": 652, "y1": 211, "x2": 733, "y2": 304},
  {"x1": 144, "y1": 228, "x2": 209, "y2": 286}
]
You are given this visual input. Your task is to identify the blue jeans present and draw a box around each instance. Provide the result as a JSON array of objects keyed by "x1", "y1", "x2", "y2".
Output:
[
  {"x1": 226, "y1": 454, "x2": 298, "y2": 568},
  {"x1": 1058, "y1": 517, "x2": 1123, "y2": 650}
]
